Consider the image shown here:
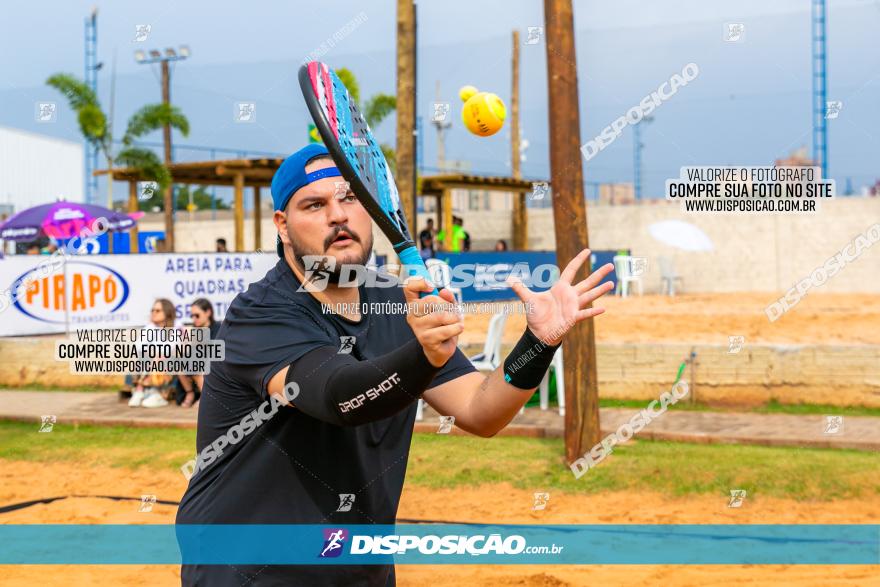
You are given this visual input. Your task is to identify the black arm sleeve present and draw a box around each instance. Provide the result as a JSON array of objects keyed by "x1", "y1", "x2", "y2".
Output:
[{"x1": 284, "y1": 338, "x2": 441, "y2": 426}]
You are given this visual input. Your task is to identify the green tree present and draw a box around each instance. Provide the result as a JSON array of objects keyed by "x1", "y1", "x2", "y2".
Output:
[
  {"x1": 336, "y1": 68, "x2": 397, "y2": 173},
  {"x1": 46, "y1": 74, "x2": 189, "y2": 209},
  {"x1": 116, "y1": 103, "x2": 190, "y2": 194}
]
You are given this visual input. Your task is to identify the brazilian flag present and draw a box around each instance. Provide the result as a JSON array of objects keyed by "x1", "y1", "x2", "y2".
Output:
[{"x1": 308, "y1": 124, "x2": 322, "y2": 144}]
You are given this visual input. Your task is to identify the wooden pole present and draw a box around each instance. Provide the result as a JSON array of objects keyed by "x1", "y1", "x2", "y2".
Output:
[
  {"x1": 511, "y1": 30, "x2": 521, "y2": 179},
  {"x1": 435, "y1": 194, "x2": 442, "y2": 237},
  {"x1": 161, "y1": 59, "x2": 175, "y2": 252},
  {"x1": 511, "y1": 30, "x2": 527, "y2": 250},
  {"x1": 544, "y1": 0, "x2": 600, "y2": 463},
  {"x1": 396, "y1": 0, "x2": 417, "y2": 237},
  {"x1": 441, "y1": 187, "x2": 453, "y2": 251},
  {"x1": 233, "y1": 173, "x2": 244, "y2": 252},
  {"x1": 128, "y1": 181, "x2": 139, "y2": 254},
  {"x1": 253, "y1": 185, "x2": 262, "y2": 251},
  {"x1": 512, "y1": 191, "x2": 527, "y2": 249}
]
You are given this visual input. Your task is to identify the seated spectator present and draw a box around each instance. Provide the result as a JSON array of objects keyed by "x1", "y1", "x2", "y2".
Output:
[
  {"x1": 176, "y1": 298, "x2": 219, "y2": 408},
  {"x1": 216, "y1": 238, "x2": 228, "y2": 253},
  {"x1": 495, "y1": 239, "x2": 508, "y2": 252},
  {"x1": 128, "y1": 298, "x2": 178, "y2": 408}
]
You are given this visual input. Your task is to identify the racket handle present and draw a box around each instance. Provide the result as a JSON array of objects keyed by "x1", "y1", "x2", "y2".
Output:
[{"x1": 397, "y1": 245, "x2": 440, "y2": 297}]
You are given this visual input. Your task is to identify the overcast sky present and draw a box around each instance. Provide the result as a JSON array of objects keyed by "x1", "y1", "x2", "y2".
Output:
[{"x1": 2, "y1": 0, "x2": 878, "y2": 201}]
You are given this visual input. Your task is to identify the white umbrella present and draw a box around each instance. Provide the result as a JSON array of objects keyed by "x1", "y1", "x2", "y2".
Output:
[{"x1": 648, "y1": 220, "x2": 714, "y2": 251}]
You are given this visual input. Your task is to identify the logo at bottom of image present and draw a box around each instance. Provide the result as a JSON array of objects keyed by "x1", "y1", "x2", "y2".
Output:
[
  {"x1": 319, "y1": 531, "x2": 531, "y2": 557},
  {"x1": 319, "y1": 528, "x2": 348, "y2": 558}
]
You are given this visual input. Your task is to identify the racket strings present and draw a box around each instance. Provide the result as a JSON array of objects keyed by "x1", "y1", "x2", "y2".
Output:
[{"x1": 308, "y1": 63, "x2": 411, "y2": 243}]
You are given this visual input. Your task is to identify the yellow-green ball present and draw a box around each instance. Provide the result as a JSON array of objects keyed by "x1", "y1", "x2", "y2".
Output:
[
  {"x1": 459, "y1": 85, "x2": 479, "y2": 102},
  {"x1": 461, "y1": 92, "x2": 506, "y2": 137}
]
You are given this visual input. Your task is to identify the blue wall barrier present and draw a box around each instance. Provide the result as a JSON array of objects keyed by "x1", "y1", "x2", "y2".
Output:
[
  {"x1": 427, "y1": 250, "x2": 624, "y2": 302},
  {"x1": 57, "y1": 231, "x2": 166, "y2": 254}
]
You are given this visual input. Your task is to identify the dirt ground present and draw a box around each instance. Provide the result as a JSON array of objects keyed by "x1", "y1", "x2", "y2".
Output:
[
  {"x1": 458, "y1": 293, "x2": 880, "y2": 347},
  {"x1": 1, "y1": 459, "x2": 877, "y2": 586}
]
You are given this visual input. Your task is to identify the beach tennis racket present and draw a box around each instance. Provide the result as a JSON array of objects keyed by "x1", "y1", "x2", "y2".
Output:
[{"x1": 298, "y1": 61, "x2": 438, "y2": 296}]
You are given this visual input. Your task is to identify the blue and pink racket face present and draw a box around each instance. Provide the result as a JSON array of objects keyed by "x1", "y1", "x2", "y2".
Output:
[
  {"x1": 303, "y1": 61, "x2": 411, "y2": 245},
  {"x1": 301, "y1": 61, "x2": 437, "y2": 296}
]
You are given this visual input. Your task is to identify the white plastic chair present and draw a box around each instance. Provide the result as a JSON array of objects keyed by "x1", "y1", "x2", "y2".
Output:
[
  {"x1": 468, "y1": 312, "x2": 508, "y2": 372},
  {"x1": 658, "y1": 256, "x2": 683, "y2": 296},
  {"x1": 613, "y1": 255, "x2": 644, "y2": 298},
  {"x1": 538, "y1": 348, "x2": 565, "y2": 416}
]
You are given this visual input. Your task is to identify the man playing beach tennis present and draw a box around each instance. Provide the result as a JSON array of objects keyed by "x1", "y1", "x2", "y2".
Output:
[{"x1": 176, "y1": 144, "x2": 615, "y2": 586}]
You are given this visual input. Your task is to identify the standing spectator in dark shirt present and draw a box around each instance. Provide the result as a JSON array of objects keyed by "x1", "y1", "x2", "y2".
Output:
[{"x1": 418, "y1": 218, "x2": 435, "y2": 260}]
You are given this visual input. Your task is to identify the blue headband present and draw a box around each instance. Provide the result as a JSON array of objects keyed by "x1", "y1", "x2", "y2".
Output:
[
  {"x1": 304, "y1": 167, "x2": 342, "y2": 184},
  {"x1": 271, "y1": 144, "x2": 344, "y2": 257},
  {"x1": 270, "y1": 144, "x2": 343, "y2": 212}
]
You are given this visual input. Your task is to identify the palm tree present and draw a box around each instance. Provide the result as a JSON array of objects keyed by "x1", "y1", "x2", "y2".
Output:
[
  {"x1": 116, "y1": 103, "x2": 190, "y2": 201},
  {"x1": 336, "y1": 68, "x2": 397, "y2": 173},
  {"x1": 46, "y1": 74, "x2": 189, "y2": 208}
]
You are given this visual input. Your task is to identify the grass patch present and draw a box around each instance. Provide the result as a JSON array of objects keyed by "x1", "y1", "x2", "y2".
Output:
[
  {"x1": 4, "y1": 386, "x2": 878, "y2": 418},
  {"x1": 598, "y1": 398, "x2": 880, "y2": 418},
  {"x1": 2, "y1": 420, "x2": 875, "y2": 502},
  {"x1": 408, "y1": 434, "x2": 880, "y2": 501},
  {"x1": 599, "y1": 398, "x2": 713, "y2": 412},
  {"x1": 0, "y1": 420, "x2": 195, "y2": 473},
  {"x1": 753, "y1": 399, "x2": 880, "y2": 418},
  {"x1": 4, "y1": 385, "x2": 878, "y2": 419}
]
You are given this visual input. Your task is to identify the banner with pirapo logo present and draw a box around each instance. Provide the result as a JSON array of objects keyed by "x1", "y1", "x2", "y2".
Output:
[{"x1": 0, "y1": 253, "x2": 277, "y2": 336}]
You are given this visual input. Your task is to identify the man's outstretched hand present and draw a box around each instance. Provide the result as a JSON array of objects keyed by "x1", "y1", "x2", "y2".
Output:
[{"x1": 509, "y1": 248, "x2": 615, "y2": 346}]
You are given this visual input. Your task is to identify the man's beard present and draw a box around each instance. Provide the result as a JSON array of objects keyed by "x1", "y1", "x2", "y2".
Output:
[{"x1": 289, "y1": 224, "x2": 372, "y2": 284}]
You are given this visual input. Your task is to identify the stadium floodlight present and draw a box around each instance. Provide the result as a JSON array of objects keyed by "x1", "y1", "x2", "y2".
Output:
[
  {"x1": 134, "y1": 50, "x2": 146, "y2": 63},
  {"x1": 179, "y1": 45, "x2": 191, "y2": 58},
  {"x1": 165, "y1": 48, "x2": 176, "y2": 58},
  {"x1": 149, "y1": 49, "x2": 162, "y2": 59}
]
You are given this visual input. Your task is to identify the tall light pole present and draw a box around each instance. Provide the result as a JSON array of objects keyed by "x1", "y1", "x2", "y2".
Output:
[
  {"x1": 432, "y1": 81, "x2": 452, "y2": 171},
  {"x1": 84, "y1": 8, "x2": 101, "y2": 205},
  {"x1": 633, "y1": 115, "x2": 652, "y2": 200},
  {"x1": 134, "y1": 45, "x2": 190, "y2": 252},
  {"x1": 811, "y1": 0, "x2": 828, "y2": 179}
]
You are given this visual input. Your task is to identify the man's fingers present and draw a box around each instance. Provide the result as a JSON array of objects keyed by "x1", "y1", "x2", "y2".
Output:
[
  {"x1": 403, "y1": 276, "x2": 434, "y2": 298},
  {"x1": 559, "y1": 248, "x2": 591, "y2": 284},
  {"x1": 575, "y1": 263, "x2": 614, "y2": 294},
  {"x1": 407, "y1": 293, "x2": 459, "y2": 318},
  {"x1": 438, "y1": 288, "x2": 454, "y2": 302},
  {"x1": 403, "y1": 276, "x2": 435, "y2": 307},
  {"x1": 578, "y1": 281, "x2": 615, "y2": 307},
  {"x1": 507, "y1": 278, "x2": 535, "y2": 304},
  {"x1": 575, "y1": 307, "x2": 605, "y2": 322},
  {"x1": 421, "y1": 321, "x2": 465, "y2": 345},
  {"x1": 411, "y1": 307, "x2": 461, "y2": 327}
]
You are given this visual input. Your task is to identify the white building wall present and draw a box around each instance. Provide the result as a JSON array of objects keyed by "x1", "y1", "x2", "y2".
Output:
[
  {"x1": 138, "y1": 197, "x2": 880, "y2": 294},
  {"x1": 0, "y1": 126, "x2": 84, "y2": 214}
]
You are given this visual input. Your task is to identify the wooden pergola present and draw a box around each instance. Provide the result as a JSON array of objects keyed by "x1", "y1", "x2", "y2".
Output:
[
  {"x1": 96, "y1": 157, "x2": 284, "y2": 252},
  {"x1": 419, "y1": 174, "x2": 539, "y2": 250},
  {"x1": 98, "y1": 161, "x2": 541, "y2": 252}
]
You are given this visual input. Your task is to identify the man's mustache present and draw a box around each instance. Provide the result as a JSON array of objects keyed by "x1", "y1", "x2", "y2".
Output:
[{"x1": 324, "y1": 225, "x2": 361, "y2": 250}]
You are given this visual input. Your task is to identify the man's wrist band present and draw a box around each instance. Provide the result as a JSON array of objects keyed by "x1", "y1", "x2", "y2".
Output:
[{"x1": 502, "y1": 328, "x2": 561, "y2": 389}]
